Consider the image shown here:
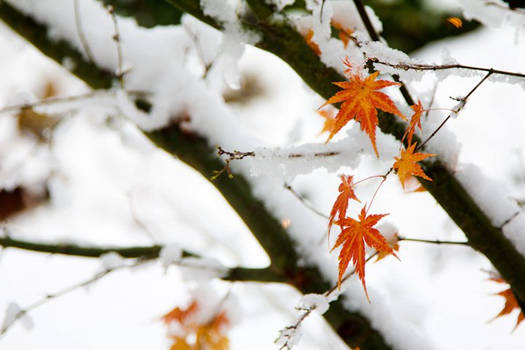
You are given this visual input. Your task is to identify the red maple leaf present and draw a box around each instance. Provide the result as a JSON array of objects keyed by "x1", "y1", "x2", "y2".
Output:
[
  {"x1": 402, "y1": 100, "x2": 424, "y2": 145},
  {"x1": 321, "y1": 70, "x2": 405, "y2": 156},
  {"x1": 162, "y1": 300, "x2": 199, "y2": 325},
  {"x1": 393, "y1": 142, "x2": 435, "y2": 188},
  {"x1": 490, "y1": 277, "x2": 525, "y2": 330},
  {"x1": 331, "y1": 206, "x2": 395, "y2": 300},
  {"x1": 328, "y1": 175, "x2": 360, "y2": 239}
]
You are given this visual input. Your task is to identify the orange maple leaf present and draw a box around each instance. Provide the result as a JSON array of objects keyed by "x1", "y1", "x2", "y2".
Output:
[
  {"x1": 322, "y1": 70, "x2": 405, "y2": 156},
  {"x1": 447, "y1": 17, "x2": 463, "y2": 28},
  {"x1": 328, "y1": 175, "x2": 360, "y2": 238},
  {"x1": 304, "y1": 29, "x2": 321, "y2": 56},
  {"x1": 331, "y1": 206, "x2": 394, "y2": 300},
  {"x1": 375, "y1": 233, "x2": 400, "y2": 262},
  {"x1": 162, "y1": 300, "x2": 199, "y2": 325},
  {"x1": 164, "y1": 300, "x2": 231, "y2": 350},
  {"x1": 331, "y1": 20, "x2": 354, "y2": 48},
  {"x1": 490, "y1": 277, "x2": 525, "y2": 330},
  {"x1": 402, "y1": 100, "x2": 424, "y2": 145},
  {"x1": 393, "y1": 142, "x2": 435, "y2": 188},
  {"x1": 318, "y1": 108, "x2": 337, "y2": 135}
]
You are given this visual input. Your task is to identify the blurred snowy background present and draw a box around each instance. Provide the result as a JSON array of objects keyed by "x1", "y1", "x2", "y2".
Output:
[{"x1": 0, "y1": 0, "x2": 524, "y2": 349}]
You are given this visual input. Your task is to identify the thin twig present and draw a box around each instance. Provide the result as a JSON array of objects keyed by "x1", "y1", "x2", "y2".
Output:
[
  {"x1": 284, "y1": 183, "x2": 329, "y2": 220},
  {"x1": 126, "y1": 192, "x2": 157, "y2": 243},
  {"x1": 365, "y1": 175, "x2": 388, "y2": 214},
  {"x1": 107, "y1": 5, "x2": 125, "y2": 88},
  {"x1": 278, "y1": 251, "x2": 379, "y2": 350},
  {"x1": 416, "y1": 70, "x2": 493, "y2": 151},
  {"x1": 397, "y1": 236, "x2": 468, "y2": 246},
  {"x1": 213, "y1": 146, "x2": 255, "y2": 179},
  {"x1": 182, "y1": 22, "x2": 215, "y2": 78},
  {"x1": 370, "y1": 58, "x2": 525, "y2": 80},
  {"x1": 0, "y1": 258, "x2": 149, "y2": 337},
  {"x1": 0, "y1": 90, "x2": 148, "y2": 115},
  {"x1": 73, "y1": 0, "x2": 95, "y2": 62}
]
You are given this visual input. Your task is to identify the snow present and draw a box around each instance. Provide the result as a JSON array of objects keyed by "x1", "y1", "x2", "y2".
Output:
[
  {"x1": 159, "y1": 244, "x2": 183, "y2": 269},
  {"x1": 248, "y1": 126, "x2": 398, "y2": 181},
  {"x1": 297, "y1": 293, "x2": 330, "y2": 315},
  {"x1": 275, "y1": 325, "x2": 302, "y2": 349},
  {"x1": 99, "y1": 252, "x2": 126, "y2": 270},
  {"x1": 178, "y1": 257, "x2": 228, "y2": 282},
  {"x1": 266, "y1": 0, "x2": 295, "y2": 11},
  {"x1": 1, "y1": 0, "x2": 525, "y2": 350}
]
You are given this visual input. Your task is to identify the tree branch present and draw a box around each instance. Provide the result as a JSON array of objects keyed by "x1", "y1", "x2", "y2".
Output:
[
  {"x1": 0, "y1": 234, "x2": 286, "y2": 283},
  {"x1": 0, "y1": 235, "x2": 164, "y2": 258},
  {"x1": 370, "y1": 58, "x2": 525, "y2": 79}
]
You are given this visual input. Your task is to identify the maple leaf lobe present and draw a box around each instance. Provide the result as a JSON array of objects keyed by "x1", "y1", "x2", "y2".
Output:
[
  {"x1": 332, "y1": 206, "x2": 393, "y2": 301},
  {"x1": 403, "y1": 100, "x2": 424, "y2": 145},
  {"x1": 322, "y1": 71, "x2": 405, "y2": 156},
  {"x1": 393, "y1": 142, "x2": 435, "y2": 188},
  {"x1": 328, "y1": 175, "x2": 360, "y2": 238}
]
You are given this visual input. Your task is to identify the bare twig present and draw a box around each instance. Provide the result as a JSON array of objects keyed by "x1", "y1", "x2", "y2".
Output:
[
  {"x1": 278, "y1": 252, "x2": 379, "y2": 350},
  {"x1": 106, "y1": 5, "x2": 125, "y2": 88},
  {"x1": 73, "y1": 0, "x2": 95, "y2": 62},
  {"x1": 416, "y1": 70, "x2": 493, "y2": 151},
  {"x1": 182, "y1": 23, "x2": 215, "y2": 78},
  {"x1": 397, "y1": 236, "x2": 468, "y2": 246},
  {"x1": 370, "y1": 58, "x2": 525, "y2": 80},
  {"x1": 0, "y1": 258, "x2": 149, "y2": 337},
  {"x1": 213, "y1": 146, "x2": 255, "y2": 179},
  {"x1": 0, "y1": 90, "x2": 148, "y2": 115},
  {"x1": 284, "y1": 183, "x2": 329, "y2": 220},
  {"x1": 126, "y1": 192, "x2": 157, "y2": 243}
]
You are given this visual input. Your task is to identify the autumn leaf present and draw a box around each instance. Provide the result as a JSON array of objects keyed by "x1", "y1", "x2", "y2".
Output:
[
  {"x1": 331, "y1": 20, "x2": 354, "y2": 48},
  {"x1": 163, "y1": 300, "x2": 230, "y2": 350},
  {"x1": 321, "y1": 70, "x2": 405, "y2": 156},
  {"x1": 170, "y1": 337, "x2": 192, "y2": 350},
  {"x1": 393, "y1": 142, "x2": 436, "y2": 188},
  {"x1": 402, "y1": 100, "x2": 424, "y2": 145},
  {"x1": 375, "y1": 233, "x2": 400, "y2": 262},
  {"x1": 490, "y1": 277, "x2": 525, "y2": 330},
  {"x1": 162, "y1": 300, "x2": 199, "y2": 325},
  {"x1": 304, "y1": 29, "x2": 321, "y2": 55},
  {"x1": 328, "y1": 175, "x2": 360, "y2": 239},
  {"x1": 17, "y1": 107, "x2": 60, "y2": 142},
  {"x1": 317, "y1": 108, "x2": 337, "y2": 135},
  {"x1": 331, "y1": 206, "x2": 394, "y2": 300},
  {"x1": 447, "y1": 17, "x2": 463, "y2": 28}
]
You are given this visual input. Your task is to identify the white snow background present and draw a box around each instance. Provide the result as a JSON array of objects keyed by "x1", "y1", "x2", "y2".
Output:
[{"x1": 0, "y1": 0, "x2": 524, "y2": 349}]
